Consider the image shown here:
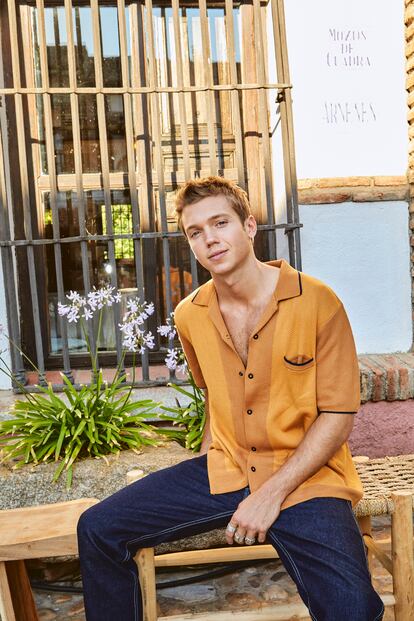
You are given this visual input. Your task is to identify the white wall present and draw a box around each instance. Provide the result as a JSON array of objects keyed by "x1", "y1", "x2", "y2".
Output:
[{"x1": 299, "y1": 202, "x2": 412, "y2": 354}]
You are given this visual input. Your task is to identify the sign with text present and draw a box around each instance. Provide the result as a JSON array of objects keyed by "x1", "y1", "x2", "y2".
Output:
[{"x1": 283, "y1": 0, "x2": 407, "y2": 178}]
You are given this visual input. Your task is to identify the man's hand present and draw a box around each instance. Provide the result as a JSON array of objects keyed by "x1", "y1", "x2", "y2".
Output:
[
  {"x1": 225, "y1": 412, "x2": 355, "y2": 546},
  {"x1": 225, "y1": 487, "x2": 283, "y2": 545}
]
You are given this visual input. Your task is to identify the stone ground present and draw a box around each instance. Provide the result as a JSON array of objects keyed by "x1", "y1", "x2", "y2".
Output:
[{"x1": 27, "y1": 515, "x2": 394, "y2": 621}]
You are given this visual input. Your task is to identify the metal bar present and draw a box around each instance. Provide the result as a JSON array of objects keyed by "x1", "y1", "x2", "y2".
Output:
[
  {"x1": 198, "y1": 0, "x2": 218, "y2": 173},
  {"x1": 171, "y1": 0, "x2": 198, "y2": 289},
  {"x1": 64, "y1": 0, "x2": 97, "y2": 368},
  {"x1": 90, "y1": 0, "x2": 123, "y2": 367},
  {"x1": 253, "y1": 0, "x2": 276, "y2": 259},
  {"x1": 0, "y1": 112, "x2": 25, "y2": 385},
  {"x1": 0, "y1": 83, "x2": 292, "y2": 95},
  {"x1": 0, "y1": 223, "x2": 300, "y2": 247},
  {"x1": 117, "y1": 0, "x2": 150, "y2": 381},
  {"x1": 130, "y1": 2, "x2": 155, "y2": 380},
  {"x1": 145, "y1": 0, "x2": 174, "y2": 380},
  {"x1": 7, "y1": 0, "x2": 46, "y2": 384},
  {"x1": 271, "y1": 0, "x2": 301, "y2": 269},
  {"x1": 36, "y1": 0, "x2": 73, "y2": 381},
  {"x1": 224, "y1": 0, "x2": 245, "y2": 190}
]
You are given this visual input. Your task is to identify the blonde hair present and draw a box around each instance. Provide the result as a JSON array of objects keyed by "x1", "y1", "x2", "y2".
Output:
[{"x1": 174, "y1": 176, "x2": 251, "y2": 233}]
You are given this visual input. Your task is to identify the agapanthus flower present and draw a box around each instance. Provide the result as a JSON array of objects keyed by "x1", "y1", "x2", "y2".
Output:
[
  {"x1": 119, "y1": 297, "x2": 155, "y2": 353},
  {"x1": 157, "y1": 312, "x2": 177, "y2": 339},
  {"x1": 58, "y1": 285, "x2": 121, "y2": 324}
]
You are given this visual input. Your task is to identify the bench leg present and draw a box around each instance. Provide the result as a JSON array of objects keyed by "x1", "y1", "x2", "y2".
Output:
[
  {"x1": 135, "y1": 548, "x2": 157, "y2": 621},
  {"x1": 357, "y1": 515, "x2": 375, "y2": 577},
  {"x1": 391, "y1": 491, "x2": 414, "y2": 621},
  {"x1": 0, "y1": 561, "x2": 38, "y2": 621},
  {"x1": 0, "y1": 561, "x2": 16, "y2": 621}
]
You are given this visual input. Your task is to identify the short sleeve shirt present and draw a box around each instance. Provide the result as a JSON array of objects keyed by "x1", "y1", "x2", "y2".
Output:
[{"x1": 174, "y1": 259, "x2": 363, "y2": 511}]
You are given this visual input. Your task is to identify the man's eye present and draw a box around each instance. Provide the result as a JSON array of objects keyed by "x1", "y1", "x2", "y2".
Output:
[
  {"x1": 190, "y1": 230, "x2": 200, "y2": 238},
  {"x1": 216, "y1": 220, "x2": 227, "y2": 226}
]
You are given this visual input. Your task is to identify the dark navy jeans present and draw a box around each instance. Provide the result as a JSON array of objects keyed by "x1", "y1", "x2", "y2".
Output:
[{"x1": 77, "y1": 453, "x2": 384, "y2": 621}]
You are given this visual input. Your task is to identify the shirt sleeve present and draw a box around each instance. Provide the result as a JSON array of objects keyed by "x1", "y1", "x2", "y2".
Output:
[
  {"x1": 175, "y1": 323, "x2": 207, "y2": 390},
  {"x1": 316, "y1": 303, "x2": 360, "y2": 415}
]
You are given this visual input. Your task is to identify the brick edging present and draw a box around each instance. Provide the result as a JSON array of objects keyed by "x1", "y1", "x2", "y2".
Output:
[
  {"x1": 359, "y1": 353, "x2": 414, "y2": 403},
  {"x1": 298, "y1": 176, "x2": 408, "y2": 205}
]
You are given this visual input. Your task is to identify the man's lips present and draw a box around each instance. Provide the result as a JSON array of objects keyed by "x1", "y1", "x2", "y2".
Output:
[{"x1": 208, "y1": 250, "x2": 228, "y2": 260}]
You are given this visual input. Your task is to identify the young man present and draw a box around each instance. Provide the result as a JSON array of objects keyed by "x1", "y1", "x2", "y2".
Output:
[{"x1": 77, "y1": 176, "x2": 384, "y2": 621}]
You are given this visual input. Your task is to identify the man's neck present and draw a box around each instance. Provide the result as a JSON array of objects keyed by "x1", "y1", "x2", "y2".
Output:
[{"x1": 212, "y1": 257, "x2": 279, "y2": 308}]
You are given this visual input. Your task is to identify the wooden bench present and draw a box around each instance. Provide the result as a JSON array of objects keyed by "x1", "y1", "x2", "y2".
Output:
[
  {"x1": 0, "y1": 498, "x2": 99, "y2": 621},
  {"x1": 134, "y1": 455, "x2": 414, "y2": 621}
]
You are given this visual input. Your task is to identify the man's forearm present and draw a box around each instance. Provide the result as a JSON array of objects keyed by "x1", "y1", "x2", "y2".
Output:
[{"x1": 259, "y1": 413, "x2": 354, "y2": 502}]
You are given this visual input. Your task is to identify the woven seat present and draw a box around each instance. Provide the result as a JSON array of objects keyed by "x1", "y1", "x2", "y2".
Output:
[
  {"x1": 134, "y1": 455, "x2": 414, "y2": 621},
  {"x1": 354, "y1": 454, "x2": 414, "y2": 517}
]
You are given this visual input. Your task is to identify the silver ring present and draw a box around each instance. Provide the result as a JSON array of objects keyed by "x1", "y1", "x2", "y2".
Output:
[
  {"x1": 245, "y1": 536, "x2": 256, "y2": 545},
  {"x1": 234, "y1": 533, "x2": 245, "y2": 543},
  {"x1": 226, "y1": 523, "x2": 237, "y2": 534}
]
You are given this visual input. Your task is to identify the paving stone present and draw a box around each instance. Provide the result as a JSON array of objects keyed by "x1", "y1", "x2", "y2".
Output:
[
  {"x1": 37, "y1": 609, "x2": 58, "y2": 621},
  {"x1": 262, "y1": 583, "x2": 290, "y2": 601},
  {"x1": 225, "y1": 591, "x2": 262, "y2": 608},
  {"x1": 67, "y1": 601, "x2": 85, "y2": 616},
  {"x1": 159, "y1": 583, "x2": 217, "y2": 603}
]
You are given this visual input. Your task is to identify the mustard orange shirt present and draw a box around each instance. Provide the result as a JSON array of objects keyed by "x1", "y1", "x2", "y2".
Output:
[{"x1": 174, "y1": 258, "x2": 363, "y2": 511}]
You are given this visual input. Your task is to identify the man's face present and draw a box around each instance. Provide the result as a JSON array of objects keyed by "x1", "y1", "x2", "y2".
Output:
[{"x1": 181, "y1": 194, "x2": 256, "y2": 275}]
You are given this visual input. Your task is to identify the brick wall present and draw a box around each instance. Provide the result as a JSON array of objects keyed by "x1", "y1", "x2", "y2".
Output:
[{"x1": 297, "y1": 176, "x2": 408, "y2": 205}]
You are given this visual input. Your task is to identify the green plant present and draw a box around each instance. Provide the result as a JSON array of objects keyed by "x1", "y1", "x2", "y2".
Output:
[
  {"x1": 0, "y1": 287, "x2": 161, "y2": 487},
  {"x1": 156, "y1": 317, "x2": 206, "y2": 452}
]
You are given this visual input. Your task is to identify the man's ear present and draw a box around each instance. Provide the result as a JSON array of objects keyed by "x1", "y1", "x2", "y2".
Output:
[{"x1": 244, "y1": 214, "x2": 257, "y2": 240}]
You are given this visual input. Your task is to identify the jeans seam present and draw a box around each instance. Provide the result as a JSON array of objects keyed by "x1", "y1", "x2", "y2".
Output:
[
  {"x1": 123, "y1": 509, "x2": 235, "y2": 563},
  {"x1": 268, "y1": 532, "x2": 318, "y2": 621},
  {"x1": 373, "y1": 601, "x2": 384, "y2": 621}
]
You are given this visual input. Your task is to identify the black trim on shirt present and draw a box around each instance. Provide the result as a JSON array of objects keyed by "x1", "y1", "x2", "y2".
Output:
[{"x1": 318, "y1": 410, "x2": 357, "y2": 415}]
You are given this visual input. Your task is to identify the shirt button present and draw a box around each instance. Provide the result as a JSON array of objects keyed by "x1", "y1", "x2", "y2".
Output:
[
  {"x1": 247, "y1": 409, "x2": 253, "y2": 415},
  {"x1": 248, "y1": 373, "x2": 254, "y2": 379},
  {"x1": 253, "y1": 334, "x2": 259, "y2": 340},
  {"x1": 251, "y1": 466, "x2": 256, "y2": 472},
  {"x1": 251, "y1": 447, "x2": 256, "y2": 451},
  {"x1": 239, "y1": 371, "x2": 244, "y2": 377}
]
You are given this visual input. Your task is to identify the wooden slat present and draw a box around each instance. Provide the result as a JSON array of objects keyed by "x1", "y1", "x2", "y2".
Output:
[
  {"x1": 64, "y1": 0, "x2": 97, "y2": 362},
  {"x1": 0, "y1": 82, "x2": 291, "y2": 95},
  {"x1": 6, "y1": 0, "x2": 46, "y2": 383},
  {"x1": 198, "y1": 0, "x2": 218, "y2": 174},
  {"x1": 36, "y1": 0, "x2": 72, "y2": 377},
  {"x1": 145, "y1": 0, "x2": 173, "y2": 323},
  {"x1": 117, "y1": 0, "x2": 150, "y2": 380},
  {"x1": 171, "y1": 0, "x2": 198, "y2": 288},
  {"x1": 252, "y1": 0, "x2": 276, "y2": 258},
  {"x1": 90, "y1": 0, "x2": 123, "y2": 363},
  {"x1": 224, "y1": 0, "x2": 245, "y2": 189},
  {"x1": 154, "y1": 544, "x2": 278, "y2": 567},
  {"x1": 240, "y1": 4, "x2": 262, "y2": 224},
  {"x1": 271, "y1": 0, "x2": 301, "y2": 268}
]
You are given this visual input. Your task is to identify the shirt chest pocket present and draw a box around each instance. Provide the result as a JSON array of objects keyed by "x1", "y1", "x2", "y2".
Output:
[{"x1": 283, "y1": 354, "x2": 315, "y2": 373}]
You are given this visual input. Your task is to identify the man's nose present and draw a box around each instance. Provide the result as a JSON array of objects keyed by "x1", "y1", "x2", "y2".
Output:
[{"x1": 205, "y1": 228, "x2": 219, "y2": 246}]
